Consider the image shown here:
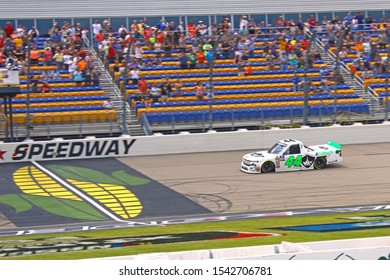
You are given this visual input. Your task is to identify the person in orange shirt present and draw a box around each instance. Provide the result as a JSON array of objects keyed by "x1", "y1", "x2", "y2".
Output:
[
  {"x1": 355, "y1": 40, "x2": 363, "y2": 59},
  {"x1": 77, "y1": 58, "x2": 86, "y2": 73},
  {"x1": 197, "y1": 51, "x2": 205, "y2": 68},
  {"x1": 246, "y1": 63, "x2": 252, "y2": 76},
  {"x1": 279, "y1": 39, "x2": 286, "y2": 53},
  {"x1": 156, "y1": 30, "x2": 164, "y2": 45},
  {"x1": 29, "y1": 48, "x2": 40, "y2": 65},
  {"x1": 187, "y1": 22, "x2": 196, "y2": 38}
]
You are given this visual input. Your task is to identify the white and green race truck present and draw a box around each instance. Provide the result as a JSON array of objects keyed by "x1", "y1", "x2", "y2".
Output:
[{"x1": 241, "y1": 139, "x2": 343, "y2": 173}]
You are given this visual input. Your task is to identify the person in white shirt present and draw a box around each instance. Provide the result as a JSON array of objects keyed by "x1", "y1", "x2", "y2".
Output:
[
  {"x1": 63, "y1": 53, "x2": 73, "y2": 70},
  {"x1": 239, "y1": 15, "x2": 248, "y2": 35},
  {"x1": 28, "y1": 26, "x2": 40, "y2": 38},
  {"x1": 67, "y1": 25, "x2": 76, "y2": 38},
  {"x1": 135, "y1": 45, "x2": 144, "y2": 65},
  {"x1": 92, "y1": 20, "x2": 102, "y2": 35},
  {"x1": 177, "y1": 22, "x2": 185, "y2": 34},
  {"x1": 196, "y1": 21, "x2": 207, "y2": 37},
  {"x1": 16, "y1": 25, "x2": 25, "y2": 37},
  {"x1": 362, "y1": 39, "x2": 371, "y2": 54},
  {"x1": 68, "y1": 61, "x2": 77, "y2": 78},
  {"x1": 81, "y1": 27, "x2": 89, "y2": 40},
  {"x1": 103, "y1": 98, "x2": 113, "y2": 109},
  {"x1": 130, "y1": 66, "x2": 140, "y2": 84},
  {"x1": 118, "y1": 24, "x2": 128, "y2": 37}
]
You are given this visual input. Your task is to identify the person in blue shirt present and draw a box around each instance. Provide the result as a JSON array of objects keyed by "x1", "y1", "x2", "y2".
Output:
[
  {"x1": 293, "y1": 75, "x2": 300, "y2": 92},
  {"x1": 179, "y1": 51, "x2": 188, "y2": 69},
  {"x1": 356, "y1": 12, "x2": 365, "y2": 30},
  {"x1": 51, "y1": 31, "x2": 61, "y2": 43},
  {"x1": 344, "y1": 13, "x2": 353, "y2": 25},
  {"x1": 74, "y1": 68, "x2": 84, "y2": 86},
  {"x1": 206, "y1": 50, "x2": 214, "y2": 66},
  {"x1": 362, "y1": 53, "x2": 371, "y2": 70}
]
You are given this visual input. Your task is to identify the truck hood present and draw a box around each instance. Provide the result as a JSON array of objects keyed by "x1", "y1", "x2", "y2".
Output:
[{"x1": 243, "y1": 151, "x2": 275, "y2": 162}]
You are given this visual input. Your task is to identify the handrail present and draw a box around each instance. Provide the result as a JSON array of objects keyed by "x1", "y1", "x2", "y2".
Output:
[
  {"x1": 308, "y1": 29, "x2": 380, "y2": 104},
  {"x1": 84, "y1": 37, "x2": 133, "y2": 133},
  {"x1": 0, "y1": 113, "x2": 8, "y2": 139},
  {"x1": 140, "y1": 113, "x2": 152, "y2": 135}
]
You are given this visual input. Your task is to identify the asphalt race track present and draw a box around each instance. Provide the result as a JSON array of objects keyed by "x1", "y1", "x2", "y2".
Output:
[
  {"x1": 0, "y1": 142, "x2": 390, "y2": 231},
  {"x1": 119, "y1": 142, "x2": 390, "y2": 213}
]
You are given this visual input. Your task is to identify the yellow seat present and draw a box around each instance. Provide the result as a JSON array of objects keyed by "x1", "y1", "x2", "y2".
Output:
[{"x1": 60, "y1": 112, "x2": 72, "y2": 123}]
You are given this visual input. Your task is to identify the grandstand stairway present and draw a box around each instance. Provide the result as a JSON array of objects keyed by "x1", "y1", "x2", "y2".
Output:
[
  {"x1": 312, "y1": 34, "x2": 384, "y2": 116},
  {"x1": 86, "y1": 48, "x2": 146, "y2": 136},
  {"x1": 0, "y1": 113, "x2": 6, "y2": 141}
]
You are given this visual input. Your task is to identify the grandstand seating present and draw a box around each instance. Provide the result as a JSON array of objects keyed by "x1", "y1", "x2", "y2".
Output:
[
  {"x1": 118, "y1": 43, "x2": 365, "y2": 123},
  {"x1": 99, "y1": 24, "x2": 383, "y2": 125},
  {"x1": 144, "y1": 104, "x2": 370, "y2": 124},
  {"x1": 326, "y1": 32, "x2": 390, "y2": 100},
  {"x1": 1, "y1": 22, "x2": 376, "y2": 133},
  {"x1": 0, "y1": 36, "x2": 118, "y2": 127}
]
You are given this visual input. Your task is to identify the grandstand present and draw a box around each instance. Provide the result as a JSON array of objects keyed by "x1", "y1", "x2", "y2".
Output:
[{"x1": 1, "y1": 2, "x2": 390, "y2": 140}]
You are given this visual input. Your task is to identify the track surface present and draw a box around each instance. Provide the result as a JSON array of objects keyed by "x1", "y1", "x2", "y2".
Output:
[
  {"x1": 1, "y1": 143, "x2": 390, "y2": 231},
  {"x1": 119, "y1": 143, "x2": 390, "y2": 213}
]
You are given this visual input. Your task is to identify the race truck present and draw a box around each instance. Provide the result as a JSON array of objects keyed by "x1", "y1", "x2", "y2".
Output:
[{"x1": 241, "y1": 139, "x2": 342, "y2": 173}]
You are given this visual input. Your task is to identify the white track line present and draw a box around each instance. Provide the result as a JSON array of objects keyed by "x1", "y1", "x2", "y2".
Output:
[{"x1": 32, "y1": 161, "x2": 128, "y2": 223}]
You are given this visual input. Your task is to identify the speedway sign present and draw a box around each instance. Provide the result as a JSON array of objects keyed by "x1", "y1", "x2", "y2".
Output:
[{"x1": 0, "y1": 137, "x2": 137, "y2": 163}]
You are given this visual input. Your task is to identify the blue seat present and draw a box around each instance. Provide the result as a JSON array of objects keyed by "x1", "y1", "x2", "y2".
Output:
[
  {"x1": 159, "y1": 114, "x2": 172, "y2": 123},
  {"x1": 248, "y1": 109, "x2": 259, "y2": 119},
  {"x1": 174, "y1": 112, "x2": 187, "y2": 122},
  {"x1": 222, "y1": 110, "x2": 232, "y2": 120},
  {"x1": 233, "y1": 109, "x2": 249, "y2": 119},
  {"x1": 146, "y1": 113, "x2": 159, "y2": 123},
  {"x1": 194, "y1": 111, "x2": 208, "y2": 122},
  {"x1": 264, "y1": 108, "x2": 275, "y2": 118},
  {"x1": 292, "y1": 107, "x2": 303, "y2": 116},
  {"x1": 212, "y1": 111, "x2": 223, "y2": 121},
  {"x1": 309, "y1": 106, "x2": 320, "y2": 116}
]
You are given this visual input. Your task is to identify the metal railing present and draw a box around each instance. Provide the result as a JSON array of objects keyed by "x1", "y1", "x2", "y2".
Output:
[
  {"x1": 140, "y1": 114, "x2": 152, "y2": 135},
  {"x1": 144, "y1": 104, "x2": 380, "y2": 134},
  {"x1": 84, "y1": 37, "x2": 133, "y2": 135},
  {"x1": 3, "y1": 113, "x2": 121, "y2": 141}
]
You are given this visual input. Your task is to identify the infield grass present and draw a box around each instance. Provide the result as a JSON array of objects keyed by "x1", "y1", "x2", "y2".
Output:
[{"x1": 2, "y1": 210, "x2": 390, "y2": 260}]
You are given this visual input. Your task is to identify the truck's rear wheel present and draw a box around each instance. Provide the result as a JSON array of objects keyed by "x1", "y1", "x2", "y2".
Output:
[{"x1": 314, "y1": 157, "x2": 326, "y2": 170}]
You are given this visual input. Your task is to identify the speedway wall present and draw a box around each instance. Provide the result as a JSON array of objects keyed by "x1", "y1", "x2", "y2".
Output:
[
  {"x1": 1, "y1": 123, "x2": 390, "y2": 163},
  {"x1": 102, "y1": 236, "x2": 390, "y2": 260}
]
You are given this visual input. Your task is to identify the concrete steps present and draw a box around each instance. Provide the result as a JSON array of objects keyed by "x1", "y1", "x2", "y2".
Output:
[
  {"x1": 311, "y1": 37, "x2": 384, "y2": 114},
  {"x1": 86, "y1": 48, "x2": 146, "y2": 136}
]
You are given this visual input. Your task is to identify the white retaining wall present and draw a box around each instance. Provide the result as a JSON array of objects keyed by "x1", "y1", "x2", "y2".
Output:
[
  {"x1": 100, "y1": 236, "x2": 390, "y2": 260},
  {"x1": 137, "y1": 123, "x2": 390, "y2": 156},
  {"x1": 1, "y1": 123, "x2": 390, "y2": 163}
]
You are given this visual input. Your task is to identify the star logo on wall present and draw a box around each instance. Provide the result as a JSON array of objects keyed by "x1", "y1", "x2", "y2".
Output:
[{"x1": 0, "y1": 150, "x2": 6, "y2": 160}]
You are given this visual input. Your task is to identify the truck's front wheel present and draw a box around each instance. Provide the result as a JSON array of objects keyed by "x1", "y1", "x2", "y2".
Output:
[{"x1": 261, "y1": 161, "x2": 275, "y2": 173}]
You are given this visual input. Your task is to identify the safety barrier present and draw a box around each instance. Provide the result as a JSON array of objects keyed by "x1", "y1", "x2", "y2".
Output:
[
  {"x1": 98, "y1": 236, "x2": 390, "y2": 260},
  {"x1": 1, "y1": 122, "x2": 390, "y2": 163}
]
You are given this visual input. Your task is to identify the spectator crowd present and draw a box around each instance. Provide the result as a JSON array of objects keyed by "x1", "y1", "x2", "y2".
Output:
[{"x1": 0, "y1": 11, "x2": 389, "y2": 103}]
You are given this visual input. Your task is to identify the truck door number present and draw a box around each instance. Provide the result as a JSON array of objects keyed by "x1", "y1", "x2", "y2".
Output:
[{"x1": 285, "y1": 155, "x2": 302, "y2": 168}]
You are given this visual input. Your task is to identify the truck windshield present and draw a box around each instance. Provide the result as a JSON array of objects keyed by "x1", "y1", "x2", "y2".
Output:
[{"x1": 267, "y1": 143, "x2": 286, "y2": 154}]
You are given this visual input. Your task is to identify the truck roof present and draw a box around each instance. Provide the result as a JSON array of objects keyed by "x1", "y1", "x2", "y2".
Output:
[{"x1": 278, "y1": 139, "x2": 303, "y2": 145}]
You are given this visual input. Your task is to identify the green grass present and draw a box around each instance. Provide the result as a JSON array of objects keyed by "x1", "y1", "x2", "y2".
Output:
[{"x1": 1, "y1": 210, "x2": 390, "y2": 260}]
